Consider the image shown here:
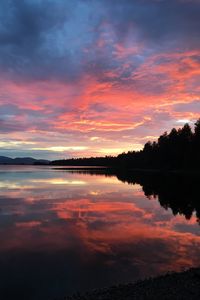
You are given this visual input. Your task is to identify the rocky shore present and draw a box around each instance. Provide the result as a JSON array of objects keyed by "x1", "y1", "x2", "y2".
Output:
[{"x1": 61, "y1": 268, "x2": 200, "y2": 300}]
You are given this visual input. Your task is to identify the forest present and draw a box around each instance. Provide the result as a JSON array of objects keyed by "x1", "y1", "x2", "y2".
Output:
[{"x1": 51, "y1": 118, "x2": 200, "y2": 171}]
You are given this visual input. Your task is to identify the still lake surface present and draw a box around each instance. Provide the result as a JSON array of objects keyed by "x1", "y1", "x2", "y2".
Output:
[{"x1": 0, "y1": 165, "x2": 200, "y2": 299}]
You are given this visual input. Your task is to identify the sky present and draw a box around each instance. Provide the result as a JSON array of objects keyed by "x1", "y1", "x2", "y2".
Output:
[{"x1": 0, "y1": 0, "x2": 200, "y2": 160}]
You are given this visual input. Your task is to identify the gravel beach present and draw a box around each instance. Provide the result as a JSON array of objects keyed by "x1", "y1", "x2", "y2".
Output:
[{"x1": 62, "y1": 268, "x2": 200, "y2": 300}]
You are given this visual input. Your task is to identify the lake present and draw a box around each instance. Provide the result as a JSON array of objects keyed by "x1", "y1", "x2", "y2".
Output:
[{"x1": 0, "y1": 165, "x2": 200, "y2": 300}]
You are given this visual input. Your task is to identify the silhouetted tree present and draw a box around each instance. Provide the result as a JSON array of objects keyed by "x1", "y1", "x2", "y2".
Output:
[{"x1": 51, "y1": 119, "x2": 200, "y2": 171}]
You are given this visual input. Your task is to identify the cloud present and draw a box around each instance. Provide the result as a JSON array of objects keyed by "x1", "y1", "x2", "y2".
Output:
[
  {"x1": 0, "y1": 0, "x2": 101, "y2": 82},
  {"x1": 103, "y1": 0, "x2": 200, "y2": 47},
  {"x1": 0, "y1": 0, "x2": 200, "y2": 83},
  {"x1": 0, "y1": 0, "x2": 200, "y2": 158},
  {"x1": 173, "y1": 100, "x2": 200, "y2": 113}
]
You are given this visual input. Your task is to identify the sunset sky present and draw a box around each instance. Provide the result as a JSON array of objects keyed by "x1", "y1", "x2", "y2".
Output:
[{"x1": 0, "y1": 0, "x2": 200, "y2": 160}]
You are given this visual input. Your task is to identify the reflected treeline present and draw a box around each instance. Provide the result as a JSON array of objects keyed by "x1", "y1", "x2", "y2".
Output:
[
  {"x1": 64, "y1": 168, "x2": 200, "y2": 224},
  {"x1": 51, "y1": 119, "x2": 200, "y2": 171},
  {"x1": 59, "y1": 168, "x2": 117, "y2": 177},
  {"x1": 117, "y1": 170, "x2": 200, "y2": 224}
]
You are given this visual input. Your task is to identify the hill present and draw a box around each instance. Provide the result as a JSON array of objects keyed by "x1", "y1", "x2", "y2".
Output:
[{"x1": 0, "y1": 156, "x2": 49, "y2": 165}]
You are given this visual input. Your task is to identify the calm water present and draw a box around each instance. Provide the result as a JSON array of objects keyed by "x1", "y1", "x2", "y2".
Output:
[{"x1": 0, "y1": 166, "x2": 200, "y2": 300}]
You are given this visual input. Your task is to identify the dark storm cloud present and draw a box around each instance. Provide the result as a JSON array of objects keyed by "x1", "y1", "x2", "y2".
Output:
[
  {"x1": 0, "y1": 0, "x2": 199, "y2": 83},
  {"x1": 0, "y1": 0, "x2": 84, "y2": 81},
  {"x1": 103, "y1": 0, "x2": 200, "y2": 45}
]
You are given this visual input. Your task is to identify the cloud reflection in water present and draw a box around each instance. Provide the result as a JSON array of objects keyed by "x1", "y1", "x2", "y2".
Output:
[{"x1": 0, "y1": 166, "x2": 199, "y2": 300}]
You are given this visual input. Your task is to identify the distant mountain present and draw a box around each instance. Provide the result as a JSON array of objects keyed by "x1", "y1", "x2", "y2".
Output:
[
  {"x1": 0, "y1": 156, "x2": 49, "y2": 165},
  {"x1": 0, "y1": 156, "x2": 13, "y2": 164}
]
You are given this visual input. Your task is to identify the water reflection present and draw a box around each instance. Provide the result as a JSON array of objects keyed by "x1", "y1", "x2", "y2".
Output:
[
  {"x1": 70, "y1": 168, "x2": 200, "y2": 224},
  {"x1": 0, "y1": 166, "x2": 200, "y2": 300}
]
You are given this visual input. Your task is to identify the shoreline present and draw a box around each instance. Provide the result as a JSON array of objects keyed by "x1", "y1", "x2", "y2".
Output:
[
  {"x1": 61, "y1": 268, "x2": 200, "y2": 300},
  {"x1": 52, "y1": 166, "x2": 200, "y2": 175}
]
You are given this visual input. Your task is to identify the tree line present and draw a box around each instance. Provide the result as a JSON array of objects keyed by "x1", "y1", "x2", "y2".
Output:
[{"x1": 51, "y1": 118, "x2": 200, "y2": 171}]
